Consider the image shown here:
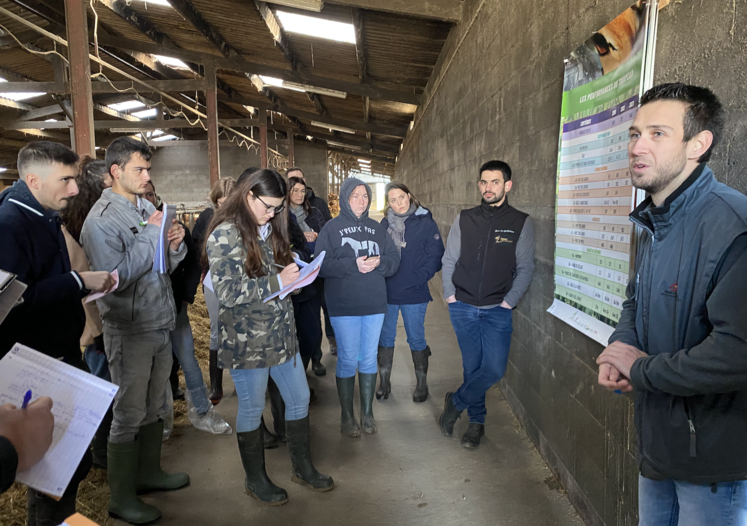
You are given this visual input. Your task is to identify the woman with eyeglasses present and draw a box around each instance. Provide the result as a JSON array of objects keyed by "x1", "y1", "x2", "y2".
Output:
[
  {"x1": 314, "y1": 178, "x2": 400, "y2": 437},
  {"x1": 205, "y1": 169, "x2": 334, "y2": 505}
]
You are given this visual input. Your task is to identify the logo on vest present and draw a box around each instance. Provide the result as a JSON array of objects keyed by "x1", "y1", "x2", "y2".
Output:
[{"x1": 495, "y1": 236, "x2": 513, "y2": 244}]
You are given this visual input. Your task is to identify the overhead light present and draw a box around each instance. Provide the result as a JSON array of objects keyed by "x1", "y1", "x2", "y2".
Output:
[
  {"x1": 358, "y1": 159, "x2": 371, "y2": 164},
  {"x1": 153, "y1": 55, "x2": 190, "y2": 70},
  {"x1": 152, "y1": 134, "x2": 178, "y2": 142},
  {"x1": 0, "y1": 167, "x2": 6, "y2": 173},
  {"x1": 276, "y1": 10, "x2": 355, "y2": 44},
  {"x1": 132, "y1": 108, "x2": 157, "y2": 119},
  {"x1": 243, "y1": 105, "x2": 256, "y2": 114},
  {"x1": 253, "y1": 75, "x2": 346, "y2": 99},
  {"x1": 44, "y1": 118, "x2": 58, "y2": 122},
  {"x1": 306, "y1": 135, "x2": 313, "y2": 141},
  {"x1": 108, "y1": 100, "x2": 145, "y2": 112},
  {"x1": 267, "y1": 0, "x2": 323, "y2": 12},
  {"x1": 133, "y1": 0, "x2": 172, "y2": 6},
  {"x1": 328, "y1": 141, "x2": 361, "y2": 150},
  {"x1": 409, "y1": 121, "x2": 414, "y2": 130},
  {"x1": 311, "y1": 121, "x2": 356, "y2": 134},
  {"x1": 150, "y1": 130, "x2": 165, "y2": 137},
  {"x1": 95, "y1": 146, "x2": 101, "y2": 150}
]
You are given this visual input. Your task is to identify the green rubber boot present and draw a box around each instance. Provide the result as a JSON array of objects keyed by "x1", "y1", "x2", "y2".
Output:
[
  {"x1": 107, "y1": 440, "x2": 161, "y2": 524},
  {"x1": 359, "y1": 372, "x2": 378, "y2": 434},
  {"x1": 136, "y1": 420, "x2": 190, "y2": 494},
  {"x1": 336, "y1": 376, "x2": 361, "y2": 438}
]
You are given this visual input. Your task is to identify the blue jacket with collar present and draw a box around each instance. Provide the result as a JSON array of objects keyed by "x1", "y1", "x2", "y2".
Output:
[
  {"x1": 381, "y1": 207, "x2": 444, "y2": 305},
  {"x1": 610, "y1": 164, "x2": 747, "y2": 483},
  {"x1": 0, "y1": 181, "x2": 86, "y2": 364}
]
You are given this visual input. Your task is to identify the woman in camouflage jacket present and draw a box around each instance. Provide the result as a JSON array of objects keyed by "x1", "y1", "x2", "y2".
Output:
[{"x1": 205, "y1": 169, "x2": 334, "y2": 506}]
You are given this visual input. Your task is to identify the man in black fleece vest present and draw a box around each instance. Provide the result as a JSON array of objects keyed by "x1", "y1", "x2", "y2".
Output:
[{"x1": 439, "y1": 160, "x2": 535, "y2": 449}]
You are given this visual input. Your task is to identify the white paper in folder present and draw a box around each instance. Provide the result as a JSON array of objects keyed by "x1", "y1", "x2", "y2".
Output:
[{"x1": 0, "y1": 344, "x2": 118, "y2": 497}]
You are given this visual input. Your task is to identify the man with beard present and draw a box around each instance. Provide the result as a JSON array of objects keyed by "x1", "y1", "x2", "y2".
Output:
[
  {"x1": 81, "y1": 137, "x2": 188, "y2": 524},
  {"x1": 0, "y1": 141, "x2": 115, "y2": 526},
  {"x1": 597, "y1": 84, "x2": 747, "y2": 523},
  {"x1": 439, "y1": 160, "x2": 535, "y2": 449}
]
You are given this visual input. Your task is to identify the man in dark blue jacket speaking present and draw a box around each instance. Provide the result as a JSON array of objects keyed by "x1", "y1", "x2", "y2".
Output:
[{"x1": 597, "y1": 84, "x2": 747, "y2": 524}]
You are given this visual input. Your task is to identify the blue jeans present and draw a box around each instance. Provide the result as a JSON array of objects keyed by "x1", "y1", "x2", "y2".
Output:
[
  {"x1": 639, "y1": 475, "x2": 747, "y2": 525},
  {"x1": 378, "y1": 303, "x2": 428, "y2": 351},
  {"x1": 230, "y1": 358, "x2": 310, "y2": 433},
  {"x1": 84, "y1": 343, "x2": 111, "y2": 382},
  {"x1": 171, "y1": 307, "x2": 211, "y2": 414},
  {"x1": 448, "y1": 301, "x2": 513, "y2": 425},
  {"x1": 330, "y1": 314, "x2": 386, "y2": 378}
]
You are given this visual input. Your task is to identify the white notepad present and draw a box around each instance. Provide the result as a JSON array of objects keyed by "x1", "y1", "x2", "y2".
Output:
[
  {"x1": 152, "y1": 203, "x2": 177, "y2": 273},
  {"x1": 0, "y1": 344, "x2": 118, "y2": 497}
]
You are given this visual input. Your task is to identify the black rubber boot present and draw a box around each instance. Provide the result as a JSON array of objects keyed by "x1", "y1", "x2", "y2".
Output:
[
  {"x1": 286, "y1": 416, "x2": 334, "y2": 492},
  {"x1": 92, "y1": 405, "x2": 114, "y2": 470},
  {"x1": 461, "y1": 423, "x2": 485, "y2": 450},
  {"x1": 359, "y1": 372, "x2": 377, "y2": 434},
  {"x1": 439, "y1": 392, "x2": 463, "y2": 437},
  {"x1": 375, "y1": 346, "x2": 394, "y2": 401},
  {"x1": 311, "y1": 355, "x2": 327, "y2": 377},
  {"x1": 411, "y1": 346, "x2": 431, "y2": 403},
  {"x1": 108, "y1": 440, "x2": 161, "y2": 524},
  {"x1": 268, "y1": 377, "x2": 287, "y2": 442},
  {"x1": 336, "y1": 376, "x2": 360, "y2": 438},
  {"x1": 136, "y1": 420, "x2": 190, "y2": 494},
  {"x1": 208, "y1": 349, "x2": 223, "y2": 405},
  {"x1": 237, "y1": 429, "x2": 289, "y2": 506},
  {"x1": 261, "y1": 416, "x2": 279, "y2": 449}
]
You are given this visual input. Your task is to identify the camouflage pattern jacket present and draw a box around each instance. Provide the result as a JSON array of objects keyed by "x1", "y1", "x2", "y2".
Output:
[{"x1": 206, "y1": 221, "x2": 297, "y2": 370}]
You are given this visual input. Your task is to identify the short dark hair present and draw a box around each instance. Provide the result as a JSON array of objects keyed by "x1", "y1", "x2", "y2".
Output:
[
  {"x1": 17, "y1": 141, "x2": 79, "y2": 179},
  {"x1": 640, "y1": 83, "x2": 725, "y2": 163},
  {"x1": 105, "y1": 137, "x2": 152, "y2": 175},
  {"x1": 286, "y1": 166, "x2": 304, "y2": 177},
  {"x1": 479, "y1": 160, "x2": 512, "y2": 182}
]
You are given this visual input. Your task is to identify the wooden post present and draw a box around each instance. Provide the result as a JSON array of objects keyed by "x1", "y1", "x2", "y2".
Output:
[
  {"x1": 259, "y1": 110, "x2": 268, "y2": 169},
  {"x1": 205, "y1": 61, "x2": 220, "y2": 187},
  {"x1": 64, "y1": 0, "x2": 95, "y2": 157},
  {"x1": 287, "y1": 132, "x2": 294, "y2": 167}
]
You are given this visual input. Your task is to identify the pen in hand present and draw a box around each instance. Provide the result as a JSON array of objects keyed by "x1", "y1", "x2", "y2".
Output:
[{"x1": 21, "y1": 389, "x2": 32, "y2": 409}]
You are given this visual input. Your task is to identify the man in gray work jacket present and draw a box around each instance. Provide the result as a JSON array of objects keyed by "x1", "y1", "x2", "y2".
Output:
[
  {"x1": 439, "y1": 160, "x2": 535, "y2": 449},
  {"x1": 81, "y1": 137, "x2": 189, "y2": 524},
  {"x1": 597, "y1": 84, "x2": 747, "y2": 524}
]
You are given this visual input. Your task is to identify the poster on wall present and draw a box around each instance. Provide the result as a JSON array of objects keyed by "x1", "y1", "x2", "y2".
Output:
[{"x1": 547, "y1": 1, "x2": 660, "y2": 346}]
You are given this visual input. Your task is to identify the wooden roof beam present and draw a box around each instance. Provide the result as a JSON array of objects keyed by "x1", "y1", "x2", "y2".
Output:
[
  {"x1": 168, "y1": 0, "x2": 236, "y2": 58},
  {"x1": 254, "y1": 1, "x2": 326, "y2": 117},
  {"x1": 352, "y1": 7, "x2": 368, "y2": 82},
  {"x1": 326, "y1": 0, "x2": 461, "y2": 23},
  {"x1": 96, "y1": 34, "x2": 421, "y2": 105}
]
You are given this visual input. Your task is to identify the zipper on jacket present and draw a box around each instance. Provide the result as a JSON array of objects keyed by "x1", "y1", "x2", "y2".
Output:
[
  {"x1": 476, "y1": 221, "x2": 493, "y2": 301},
  {"x1": 684, "y1": 401, "x2": 697, "y2": 458},
  {"x1": 131, "y1": 283, "x2": 137, "y2": 322}
]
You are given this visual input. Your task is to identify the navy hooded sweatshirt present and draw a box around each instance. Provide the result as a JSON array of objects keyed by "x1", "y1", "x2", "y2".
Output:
[
  {"x1": 380, "y1": 207, "x2": 444, "y2": 305},
  {"x1": 314, "y1": 178, "x2": 400, "y2": 317},
  {"x1": 0, "y1": 181, "x2": 86, "y2": 364}
]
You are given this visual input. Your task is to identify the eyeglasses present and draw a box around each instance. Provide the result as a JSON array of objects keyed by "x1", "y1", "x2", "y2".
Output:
[{"x1": 256, "y1": 195, "x2": 285, "y2": 215}]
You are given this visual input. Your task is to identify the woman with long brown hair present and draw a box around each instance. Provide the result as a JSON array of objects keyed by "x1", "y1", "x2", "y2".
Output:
[{"x1": 205, "y1": 169, "x2": 333, "y2": 506}]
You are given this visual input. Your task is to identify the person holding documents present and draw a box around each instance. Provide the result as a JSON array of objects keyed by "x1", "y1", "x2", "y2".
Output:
[
  {"x1": 81, "y1": 137, "x2": 188, "y2": 524},
  {"x1": 314, "y1": 178, "x2": 400, "y2": 438},
  {"x1": 206, "y1": 169, "x2": 334, "y2": 506},
  {"x1": 0, "y1": 141, "x2": 115, "y2": 525}
]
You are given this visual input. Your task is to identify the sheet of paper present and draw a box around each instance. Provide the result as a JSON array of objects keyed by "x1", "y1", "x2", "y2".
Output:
[
  {"x1": 0, "y1": 278, "x2": 26, "y2": 324},
  {"x1": 0, "y1": 344, "x2": 118, "y2": 497},
  {"x1": 84, "y1": 270, "x2": 119, "y2": 304},
  {"x1": 152, "y1": 204, "x2": 177, "y2": 273},
  {"x1": 264, "y1": 251, "x2": 325, "y2": 303},
  {"x1": 203, "y1": 270, "x2": 214, "y2": 292},
  {"x1": 0, "y1": 269, "x2": 13, "y2": 290}
]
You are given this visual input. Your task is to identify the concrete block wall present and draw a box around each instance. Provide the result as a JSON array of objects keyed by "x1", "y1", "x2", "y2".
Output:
[
  {"x1": 150, "y1": 141, "x2": 329, "y2": 206},
  {"x1": 395, "y1": 1, "x2": 747, "y2": 525}
]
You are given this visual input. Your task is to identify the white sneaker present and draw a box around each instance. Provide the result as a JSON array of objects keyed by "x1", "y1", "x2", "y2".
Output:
[{"x1": 185, "y1": 387, "x2": 233, "y2": 435}]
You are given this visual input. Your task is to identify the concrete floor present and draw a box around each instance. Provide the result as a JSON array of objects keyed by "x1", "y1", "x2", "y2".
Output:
[{"x1": 127, "y1": 299, "x2": 582, "y2": 526}]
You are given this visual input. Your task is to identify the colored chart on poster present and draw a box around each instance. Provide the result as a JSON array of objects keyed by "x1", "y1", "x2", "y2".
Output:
[{"x1": 548, "y1": 1, "x2": 655, "y2": 346}]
